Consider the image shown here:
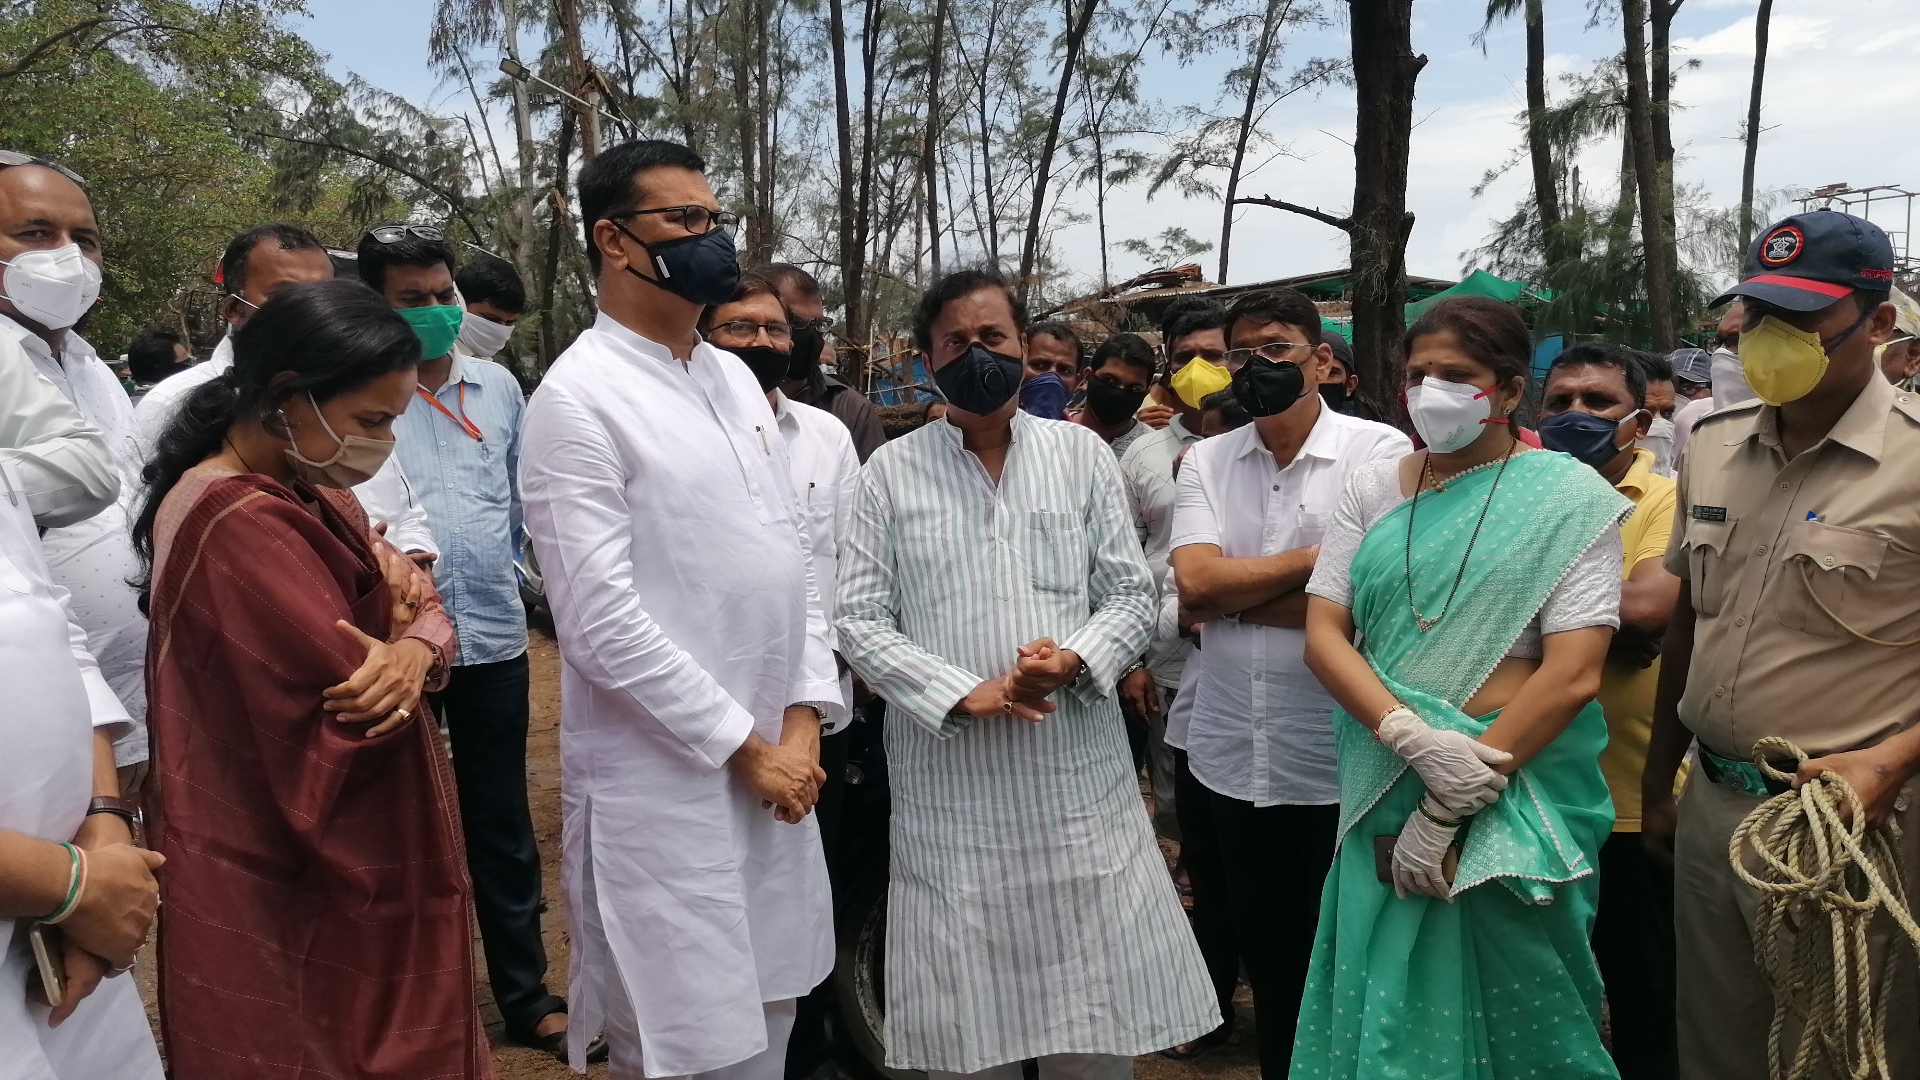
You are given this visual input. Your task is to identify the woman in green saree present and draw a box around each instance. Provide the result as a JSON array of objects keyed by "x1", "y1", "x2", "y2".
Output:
[{"x1": 1292, "y1": 296, "x2": 1632, "y2": 1079}]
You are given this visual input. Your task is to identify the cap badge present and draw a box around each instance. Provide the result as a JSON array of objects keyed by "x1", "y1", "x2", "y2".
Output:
[{"x1": 1760, "y1": 225, "x2": 1804, "y2": 267}]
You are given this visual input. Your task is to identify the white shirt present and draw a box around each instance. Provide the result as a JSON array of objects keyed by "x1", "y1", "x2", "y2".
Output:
[
  {"x1": 130, "y1": 336, "x2": 439, "y2": 557},
  {"x1": 772, "y1": 391, "x2": 859, "y2": 647},
  {"x1": 0, "y1": 318, "x2": 150, "y2": 767},
  {"x1": 519, "y1": 314, "x2": 842, "y2": 1077},
  {"x1": 0, "y1": 333, "x2": 119, "y2": 528},
  {"x1": 1170, "y1": 405, "x2": 1412, "y2": 806},
  {"x1": 0, "y1": 460, "x2": 162, "y2": 1080},
  {"x1": 1118, "y1": 414, "x2": 1204, "y2": 689}
]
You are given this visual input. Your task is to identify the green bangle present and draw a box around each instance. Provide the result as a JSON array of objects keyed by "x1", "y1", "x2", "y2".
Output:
[
  {"x1": 39, "y1": 843, "x2": 84, "y2": 924},
  {"x1": 1416, "y1": 797, "x2": 1464, "y2": 829}
]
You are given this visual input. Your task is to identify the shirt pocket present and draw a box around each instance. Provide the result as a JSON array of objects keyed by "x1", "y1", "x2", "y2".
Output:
[
  {"x1": 1682, "y1": 517, "x2": 1735, "y2": 617},
  {"x1": 1026, "y1": 509, "x2": 1088, "y2": 595},
  {"x1": 1776, "y1": 519, "x2": 1912, "y2": 640},
  {"x1": 1294, "y1": 510, "x2": 1332, "y2": 551}
]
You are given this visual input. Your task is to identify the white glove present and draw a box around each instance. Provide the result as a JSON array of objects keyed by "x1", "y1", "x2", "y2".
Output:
[
  {"x1": 1376, "y1": 707, "x2": 1512, "y2": 814},
  {"x1": 1391, "y1": 798, "x2": 1460, "y2": 901}
]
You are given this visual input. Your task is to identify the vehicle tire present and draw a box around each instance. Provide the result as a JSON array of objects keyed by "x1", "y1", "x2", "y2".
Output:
[{"x1": 833, "y1": 871, "x2": 923, "y2": 1080}]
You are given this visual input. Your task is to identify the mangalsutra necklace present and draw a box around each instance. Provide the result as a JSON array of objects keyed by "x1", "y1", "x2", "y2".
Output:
[{"x1": 1404, "y1": 438, "x2": 1516, "y2": 633}]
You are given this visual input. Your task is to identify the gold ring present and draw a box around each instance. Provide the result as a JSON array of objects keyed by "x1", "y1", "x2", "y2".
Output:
[
  {"x1": 401, "y1": 600, "x2": 419, "y2": 610},
  {"x1": 391, "y1": 708, "x2": 410, "y2": 724}
]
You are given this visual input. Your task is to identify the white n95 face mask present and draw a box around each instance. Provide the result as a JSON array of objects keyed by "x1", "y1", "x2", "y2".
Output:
[
  {"x1": 1405, "y1": 376, "x2": 1495, "y2": 453},
  {"x1": 1639, "y1": 416, "x2": 1676, "y2": 477},
  {"x1": 457, "y1": 311, "x2": 515, "y2": 359},
  {"x1": 0, "y1": 244, "x2": 101, "y2": 330}
]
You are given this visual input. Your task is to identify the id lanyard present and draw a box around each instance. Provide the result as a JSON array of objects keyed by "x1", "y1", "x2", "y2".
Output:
[{"x1": 417, "y1": 383, "x2": 482, "y2": 441}]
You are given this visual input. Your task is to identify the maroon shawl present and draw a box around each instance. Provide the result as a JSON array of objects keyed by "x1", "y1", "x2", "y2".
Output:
[{"x1": 146, "y1": 467, "x2": 490, "y2": 1080}]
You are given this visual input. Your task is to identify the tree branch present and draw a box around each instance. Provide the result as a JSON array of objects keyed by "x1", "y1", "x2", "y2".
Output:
[
  {"x1": 1231, "y1": 195, "x2": 1352, "y2": 233},
  {"x1": 247, "y1": 130, "x2": 482, "y2": 239}
]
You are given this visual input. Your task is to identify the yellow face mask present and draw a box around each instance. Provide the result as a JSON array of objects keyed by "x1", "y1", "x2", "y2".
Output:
[
  {"x1": 1170, "y1": 357, "x2": 1232, "y2": 409},
  {"x1": 1739, "y1": 316, "x2": 1830, "y2": 406}
]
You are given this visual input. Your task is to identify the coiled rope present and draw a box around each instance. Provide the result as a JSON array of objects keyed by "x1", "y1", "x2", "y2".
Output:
[{"x1": 1728, "y1": 737, "x2": 1920, "y2": 1080}]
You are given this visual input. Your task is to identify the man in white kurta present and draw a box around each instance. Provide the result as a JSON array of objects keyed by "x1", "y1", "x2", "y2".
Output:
[
  {"x1": 519, "y1": 140, "x2": 842, "y2": 1080},
  {"x1": 835, "y1": 271, "x2": 1219, "y2": 1080}
]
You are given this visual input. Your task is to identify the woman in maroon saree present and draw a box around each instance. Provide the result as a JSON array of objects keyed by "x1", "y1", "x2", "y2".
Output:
[{"x1": 132, "y1": 279, "x2": 490, "y2": 1080}]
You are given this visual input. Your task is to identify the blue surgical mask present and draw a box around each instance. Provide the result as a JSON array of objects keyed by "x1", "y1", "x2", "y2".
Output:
[{"x1": 1018, "y1": 371, "x2": 1069, "y2": 420}]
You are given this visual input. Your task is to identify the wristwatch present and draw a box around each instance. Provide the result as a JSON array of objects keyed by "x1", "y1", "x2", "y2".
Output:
[{"x1": 86, "y1": 796, "x2": 138, "y2": 827}]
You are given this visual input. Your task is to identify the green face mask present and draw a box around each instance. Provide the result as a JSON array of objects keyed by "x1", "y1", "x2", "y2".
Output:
[{"x1": 396, "y1": 303, "x2": 464, "y2": 360}]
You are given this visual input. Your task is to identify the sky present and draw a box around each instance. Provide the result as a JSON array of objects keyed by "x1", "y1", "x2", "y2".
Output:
[{"x1": 298, "y1": 0, "x2": 1920, "y2": 294}]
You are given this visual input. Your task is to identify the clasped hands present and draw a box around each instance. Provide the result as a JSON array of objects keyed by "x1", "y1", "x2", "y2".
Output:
[
  {"x1": 1376, "y1": 707, "x2": 1513, "y2": 902},
  {"x1": 956, "y1": 637, "x2": 1082, "y2": 722},
  {"x1": 324, "y1": 542, "x2": 437, "y2": 738},
  {"x1": 731, "y1": 706, "x2": 829, "y2": 824}
]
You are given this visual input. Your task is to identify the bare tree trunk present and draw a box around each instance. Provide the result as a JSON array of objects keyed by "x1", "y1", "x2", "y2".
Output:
[
  {"x1": 1523, "y1": 0, "x2": 1562, "y2": 260},
  {"x1": 555, "y1": 0, "x2": 599, "y2": 157},
  {"x1": 538, "y1": 108, "x2": 577, "y2": 369},
  {"x1": 1347, "y1": 0, "x2": 1424, "y2": 413},
  {"x1": 1621, "y1": 0, "x2": 1675, "y2": 349},
  {"x1": 829, "y1": 0, "x2": 861, "y2": 333},
  {"x1": 1651, "y1": 0, "x2": 1681, "y2": 311},
  {"x1": 849, "y1": 0, "x2": 883, "y2": 356},
  {"x1": 502, "y1": 0, "x2": 538, "y2": 269},
  {"x1": 974, "y1": 5, "x2": 1002, "y2": 265},
  {"x1": 925, "y1": 0, "x2": 949, "y2": 280},
  {"x1": 1218, "y1": 0, "x2": 1288, "y2": 285},
  {"x1": 1089, "y1": 82, "x2": 1110, "y2": 291},
  {"x1": 732, "y1": 0, "x2": 761, "y2": 258},
  {"x1": 1016, "y1": 0, "x2": 1101, "y2": 302},
  {"x1": 1740, "y1": 0, "x2": 1772, "y2": 251}
]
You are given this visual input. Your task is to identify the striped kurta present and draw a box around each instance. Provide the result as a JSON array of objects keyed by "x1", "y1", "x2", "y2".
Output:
[{"x1": 836, "y1": 411, "x2": 1220, "y2": 1073}]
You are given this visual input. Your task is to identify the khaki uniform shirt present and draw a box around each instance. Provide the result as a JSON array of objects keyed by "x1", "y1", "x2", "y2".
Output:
[{"x1": 1664, "y1": 373, "x2": 1920, "y2": 759}]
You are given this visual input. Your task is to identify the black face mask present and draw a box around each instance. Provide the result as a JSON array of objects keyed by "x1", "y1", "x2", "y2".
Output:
[
  {"x1": 933, "y1": 343, "x2": 1026, "y2": 416},
  {"x1": 1319, "y1": 381, "x2": 1350, "y2": 410},
  {"x1": 1538, "y1": 409, "x2": 1638, "y2": 468},
  {"x1": 732, "y1": 345, "x2": 791, "y2": 392},
  {"x1": 1231, "y1": 356, "x2": 1307, "y2": 418},
  {"x1": 1086, "y1": 375, "x2": 1149, "y2": 427},
  {"x1": 787, "y1": 324, "x2": 824, "y2": 381},
  {"x1": 614, "y1": 221, "x2": 741, "y2": 307}
]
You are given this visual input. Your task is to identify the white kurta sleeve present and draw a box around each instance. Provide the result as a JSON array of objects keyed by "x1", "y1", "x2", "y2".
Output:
[
  {"x1": 0, "y1": 336, "x2": 118, "y2": 529},
  {"x1": 788, "y1": 477, "x2": 848, "y2": 733},
  {"x1": 61, "y1": 576, "x2": 132, "y2": 737},
  {"x1": 353, "y1": 455, "x2": 440, "y2": 558},
  {"x1": 1061, "y1": 446, "x2": 1157, "y2": 705},
  {"x1": 834, "y1": 461, "x2": 984, "y2": 738},
  {"x1": 520, "y1": 386, "x2": 757, "y2": 770}
]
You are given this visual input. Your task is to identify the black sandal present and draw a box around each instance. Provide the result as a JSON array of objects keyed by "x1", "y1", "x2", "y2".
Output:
[
  {"x1": 508, "y1": 1000, "x2": 609, "y2": 1064},
  {"x1": 1158, "y1": 1020, "x2": 1232, "y2": 1061}
]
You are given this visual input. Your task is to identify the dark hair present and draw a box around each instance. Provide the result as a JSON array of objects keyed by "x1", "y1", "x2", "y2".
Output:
[
  {"x1": 1090, "y1": 333, "x2": 1156, "y2": 380},
  {"x1": 1159, "y1": 297, "x2": 1230, "y2": 348},
  {"x1": 912, "y1": 268, "x2": 1029, "y2": 355},
  {"x1": 1403, "y1": 296, "x2": 1533, "y2": 388},
  {"x1": 220, "y1": 223, "x2": 325, "y2": 298},
  {"x1": 577, "y1": 139, "x2": 709, "y2": 275},
  {"x1": 755, "y1": 262, "x2": 822, "y2": 302},
  {"x1": 1548, "y1": 341, "x2": 1648, "y2": 410},
  {"x1": 1225, "y1": 288, "x2": 1323, "y2": 346},
  {"x1": 454, "y1": 255, "x2": 526, "y2": 314},
  {"x1": 1634, "y1": 350, "x2": 1675, "y2": 384},
  {"x1": 127, "y1": 326, "x2": 185, "y2": 383},
  {"x1": 699, "y1": 272, "x2": 787, "y2": 334},
  {"x1": 1855, "y1": 287, "x2": 1892, "y2": 316},
  {"x1": 132, "y1": 279, "x2": 423, "y2": 609},
  {"x1": 357, "y1": 227, "x2": 455, "y2": 295},
  {"x1": 1027, "y1": 321, "x2": 1085, "y2": 366},
  {"x1": 1326, "y1": 333, "x2": 1355, "y2": 377},
  {"x1": 1198, "y1": 388, "x2": 1251, "y2": 430}
]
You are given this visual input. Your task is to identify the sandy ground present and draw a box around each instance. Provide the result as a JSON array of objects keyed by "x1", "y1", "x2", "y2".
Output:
[{"x1": 142, "y1": 629, "x2": 1261, "y2": 1080}]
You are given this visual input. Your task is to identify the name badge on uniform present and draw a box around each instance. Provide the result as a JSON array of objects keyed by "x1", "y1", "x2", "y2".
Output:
[{"x1": 1692, "y1": 505, "x2": 1728, "y2": 523}]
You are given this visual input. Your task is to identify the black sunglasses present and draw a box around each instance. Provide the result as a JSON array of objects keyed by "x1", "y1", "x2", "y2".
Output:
[
  {"x1": 0, "y1": 150, "x2": 85, "y2": 187},
  {"x1": 367, "y1": 224, "x2": 446, "y2": 244}
]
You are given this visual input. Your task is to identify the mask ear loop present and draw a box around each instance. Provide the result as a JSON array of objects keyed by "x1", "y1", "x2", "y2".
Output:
[
  {"x1": 1472, "y1": 389, "x2": 1513, "y2": 426},
  {"x1": 1820, "y1": 301, "x2": 1881, "y2": 352}
]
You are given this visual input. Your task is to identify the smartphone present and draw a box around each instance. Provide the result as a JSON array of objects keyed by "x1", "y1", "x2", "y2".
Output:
[
  {"x1": 27, "y1": 923, "x2": 64, "y2": 1009},
  {"x1": 1373, "y1": 834, "x2": 1460, "y2": 887}
]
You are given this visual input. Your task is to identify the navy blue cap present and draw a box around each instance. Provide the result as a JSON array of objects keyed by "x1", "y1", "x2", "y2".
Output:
[
  {"x1": 1712, "y1": 209, "x2": 1896, "y2": 312},
  {"x1": 1668, "y1": 347, "x2": 1712, "y2": 384}
]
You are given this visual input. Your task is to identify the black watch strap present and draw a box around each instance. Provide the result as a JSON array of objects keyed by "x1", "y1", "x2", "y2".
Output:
[{"x1": 86, "y1": 796, "x2": 137, "y2": 825}]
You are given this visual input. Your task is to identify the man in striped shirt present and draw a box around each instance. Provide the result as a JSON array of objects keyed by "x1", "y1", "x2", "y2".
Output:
[{"x1": 836, "y1": 268, "x2": 1219, "y2": 1080}]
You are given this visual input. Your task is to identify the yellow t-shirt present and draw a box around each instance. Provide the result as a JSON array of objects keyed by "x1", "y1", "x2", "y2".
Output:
[{"x1": 1596, "y1": 448, "x2": 1677, "y2": 831}]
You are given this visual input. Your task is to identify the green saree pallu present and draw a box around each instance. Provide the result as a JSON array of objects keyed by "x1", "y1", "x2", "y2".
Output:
[{"x1": 1290, "y1": 451, "x2": 1632, "y2": 1080}]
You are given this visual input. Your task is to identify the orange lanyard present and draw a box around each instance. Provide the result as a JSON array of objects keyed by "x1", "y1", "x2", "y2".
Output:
[{"x1": 417, "y1": 383, "x2": 482, "y2": 441}]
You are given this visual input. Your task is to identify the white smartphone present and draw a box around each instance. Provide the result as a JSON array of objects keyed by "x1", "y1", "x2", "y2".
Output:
[{"x1": 27, "y1": 923, "x2": 64, "y2": 1009}]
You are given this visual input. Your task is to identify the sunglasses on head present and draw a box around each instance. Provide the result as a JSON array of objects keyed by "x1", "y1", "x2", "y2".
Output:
[
  {"x1": 367, "y1": 224, "x2": 446, "y2": 244},
  {"x1": 0, "y1": 150, "x2": 85, "y2": 187}
]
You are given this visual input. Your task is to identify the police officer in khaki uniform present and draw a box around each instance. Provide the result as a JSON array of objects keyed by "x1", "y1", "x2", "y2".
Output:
[{"x1": 1642, "y1": 209, "x2": 1920, "y2": 1077}]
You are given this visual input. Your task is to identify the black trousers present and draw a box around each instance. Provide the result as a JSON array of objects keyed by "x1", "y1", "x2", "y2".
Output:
[
  {"x1": 1172, "y1": 748, "x2": 1239, "y2": 1028},
  {"x1": 428, "y1": 652, "x2": 558, "y2": 1034},
  {"x1": 786, "y1": 730, "x2": 851, "y2": 1080},
  {"x1": 1593, "y1": 830, "x2": 1677, "y2": 1080},
  {"x1": 1208, "y1": 792, "x2": 1339, "y2": 1080}
]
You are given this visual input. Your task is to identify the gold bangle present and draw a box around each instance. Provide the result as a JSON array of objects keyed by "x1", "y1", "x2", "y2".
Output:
[
  {"x1": 1376, "y1": 704, "x2": 1405, "y2": 725},
  {"x1": 1416, "y1": 796, "x2": 1464, "y2": 829}
]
